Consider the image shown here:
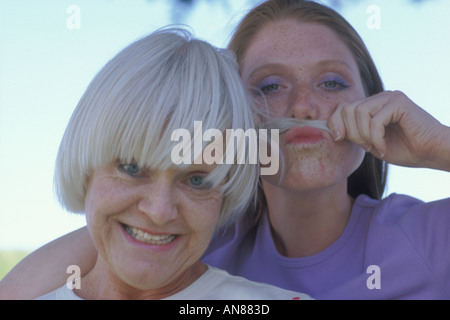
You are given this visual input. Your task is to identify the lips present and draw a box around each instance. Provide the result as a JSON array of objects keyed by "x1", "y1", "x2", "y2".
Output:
[
  {"x1": 284, "y1": 126, "x2": 325, "y2": 145},
  {"x1": 121, "y1": 223, "x2": 177, "y2": 245}
]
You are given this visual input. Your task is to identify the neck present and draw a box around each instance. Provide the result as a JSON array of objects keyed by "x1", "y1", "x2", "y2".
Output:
[
  {"x1": 263, "y1": 179, "x2": 354, "y2": 258},
  {"x1": 77, "y1": 257, "x2": 207, "y2": 300}
]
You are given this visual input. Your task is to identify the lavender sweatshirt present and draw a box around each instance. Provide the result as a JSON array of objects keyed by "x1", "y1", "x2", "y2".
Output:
[{"x1": 203, "y1": 193, "x2": 450, "y2": 299}]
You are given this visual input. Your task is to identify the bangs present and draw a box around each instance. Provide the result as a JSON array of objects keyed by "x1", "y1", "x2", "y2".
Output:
[
  {"x1": 55, "y1": 28, "x2": 258, "y2": 218},
  {"x1": 90, "y1": 37, "x2": 237, "y2": 189}
]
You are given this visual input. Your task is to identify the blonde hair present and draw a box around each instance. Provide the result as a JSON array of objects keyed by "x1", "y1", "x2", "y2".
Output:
[{"x1": 54, "y1": 27, "x2": 259, "y2": 228}]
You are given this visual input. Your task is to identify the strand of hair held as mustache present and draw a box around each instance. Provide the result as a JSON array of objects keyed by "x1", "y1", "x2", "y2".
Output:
[{"x1": 258, "y1": 118, "x2": 332, "y2": 134}]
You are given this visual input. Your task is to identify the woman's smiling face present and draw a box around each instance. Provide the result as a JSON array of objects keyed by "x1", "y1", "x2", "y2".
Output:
[
  {"x1": 83, "y1": 161, "x2": 223, "y2": 296},
  {"x1": 241, "y1": 20, "x2": 367, "y2": 191}
]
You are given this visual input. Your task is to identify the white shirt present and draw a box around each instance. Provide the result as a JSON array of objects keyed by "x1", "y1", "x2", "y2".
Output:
[{"x1": 37, "y1": 265, "x2": 312, "y2": 300}]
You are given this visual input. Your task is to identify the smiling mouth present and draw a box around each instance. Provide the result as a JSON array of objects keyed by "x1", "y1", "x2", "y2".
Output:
[{"x1": 122, "y1": 224, "x2": 177, "y2": 245}]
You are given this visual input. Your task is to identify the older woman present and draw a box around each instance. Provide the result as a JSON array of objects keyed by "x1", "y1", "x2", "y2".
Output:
[
  {"x1": 11, "y1": 27, "x2": 310, "y2": 300},
  {"x1": 2, "y1": 0, "x2": 450, "y2": 300}
]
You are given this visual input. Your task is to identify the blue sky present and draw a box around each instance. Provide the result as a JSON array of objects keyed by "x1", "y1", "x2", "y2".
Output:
[{"x1": 1, "y1": 0, "x2": 449, "y2": 250}]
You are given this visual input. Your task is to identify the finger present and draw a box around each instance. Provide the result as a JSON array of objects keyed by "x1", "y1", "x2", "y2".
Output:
[
  {"x1": 355, "y1": 103, "x2": 373, "y2": 151},
  {"x1": 354, "y1": 95, "x2": 388, "y2": 151},
  {"x1": 340, "y1": 101, "x2": 371, "y2": 149},
  {"x1": 328, "y1": 103, "x2": 346, "y2": 141},
  {"x1": 329, "y1": 91, "x2": 393, "y2": 145},
  {"x1": 367, "y1": 91, "x2": 409, "y2": 158},
  {"x1": 370, "y1": 104, "x2": 399, "y2": 158}
]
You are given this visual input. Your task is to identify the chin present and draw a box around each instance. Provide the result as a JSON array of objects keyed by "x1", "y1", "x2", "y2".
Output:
[
  {"x1": 113, "y1": 259, "x2": 172, "y2": 290},
  {"x1": 263, "y1": 147, "x2": 365, "y2": 192},
  {"x1": 263, "y1": 167, "x2": 341, "y2": 192}
]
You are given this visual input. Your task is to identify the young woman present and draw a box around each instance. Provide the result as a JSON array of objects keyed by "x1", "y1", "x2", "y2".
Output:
[{"x1": 202, "y1": 0, "x2": 450, "y2": 299}]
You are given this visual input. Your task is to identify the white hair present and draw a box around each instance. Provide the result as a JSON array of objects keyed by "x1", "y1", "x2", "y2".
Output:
[{"x1": 54, "y1": 27, "x2": 259, "y2": 228}]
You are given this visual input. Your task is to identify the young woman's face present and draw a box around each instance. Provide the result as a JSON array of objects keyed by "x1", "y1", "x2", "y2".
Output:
[
  {"x1": 241, "y1": 20, "x2": 366, "y2": 192},
  {"x1": 84, "y1": 161, "x2": 223, "y2": 296}
]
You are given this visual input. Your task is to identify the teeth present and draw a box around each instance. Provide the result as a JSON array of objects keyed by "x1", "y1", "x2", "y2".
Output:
[{"x1": 124, "y1": 225, "x2": 176, "y2": 245}]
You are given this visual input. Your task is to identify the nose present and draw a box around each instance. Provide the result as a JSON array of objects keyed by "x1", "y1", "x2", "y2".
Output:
[
  {"x1": 137, "y1": 183, "x2": 178, "y2": 226},
  {"x1": 287, "y1": 85, "x2": 319, "y2": 120}
]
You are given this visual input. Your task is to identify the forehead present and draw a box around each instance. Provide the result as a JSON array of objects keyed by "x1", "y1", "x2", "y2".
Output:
[{"x1": 241, "y1": 20, "x2": 359, "y2": 81}]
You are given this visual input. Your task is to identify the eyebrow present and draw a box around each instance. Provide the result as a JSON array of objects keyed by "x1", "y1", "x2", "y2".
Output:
[
  {"x1": 246, "y1": 59, "x2": 356, "y2": 82},
  {"x1": 246, "y1": 63, "x2": 290, "y2": 82},
  {"x1": 316, "y1": 59, "x2": 354, "y2": 71}
]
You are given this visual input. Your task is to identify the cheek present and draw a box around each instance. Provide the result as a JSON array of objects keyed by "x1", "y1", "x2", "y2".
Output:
[
  {"x1": 84, "y1": 181, "x2": 138, "y2": 241},
  {"x1": 86, "y1": 179, "x2": 137, "y2": 214},
  {"x1": 261, "y1": 96, "x2": 290, "y2": 117},
  {"x1": 328, "y1": 142, "x2": 365, "y2": 177},
  {"x1": 185, "y1": 196, "x2": 222, "y2": 239},
  {"x1": 200, "y1": 200, "x2": 222, "y2": 231}
]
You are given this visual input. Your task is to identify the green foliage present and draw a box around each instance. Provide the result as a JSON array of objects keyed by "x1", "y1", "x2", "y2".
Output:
[{"x1": 0, "y1": 251, "x2": 30, "y2": 280}]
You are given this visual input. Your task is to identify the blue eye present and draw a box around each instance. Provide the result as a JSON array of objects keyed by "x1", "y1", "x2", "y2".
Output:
[
  {"x1": 321, "y1": 77, "x2": 349, "y2": 91},
  {"x1": 256, "y1": 76, "x2": 283, "y2": 95},
  {"x1": 190, "y1": 175, "x2": 203, "y2": 186},
  {"x1": 259, "y1": 82, "x2": 280, "y2": 95},
  {"x1": 118, "y1": 163, "x2": 142, "y2": 177},
  {"x1": 188, "y1": 174, "x2": 212, "y2": 190}
]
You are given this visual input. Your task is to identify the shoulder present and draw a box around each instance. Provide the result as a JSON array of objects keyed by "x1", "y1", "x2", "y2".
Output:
[
  {"x1": 355, "y1": 194, "x2": 450, "y2": 297},
  {"x1": 352, "y1": 193, "x2": 450, "y2": 257},
  {"x1": 354, "y1": 193, "x2": 422, "y2": 212},
  {"x1": 36, "y1": 284, "x2": 83, "y2": 300},
  {"x1": 167, "y1": 265, "x2": 312, "y2": 300},
  {"x1": 356, "y1": 193, "x2": 450, "y2": 262},
  {"x1": 354, "y1": 193, "x2": 450, "y2": 224},
  {"x1": 203, "y1": 266, "x2": 313, "y2": 300}
]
